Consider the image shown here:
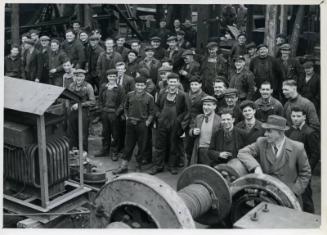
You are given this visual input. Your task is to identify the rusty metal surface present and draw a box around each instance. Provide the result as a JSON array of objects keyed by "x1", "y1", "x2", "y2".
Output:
[
  {"x1": 229, "y1": 173, "x2": 301, "y2": 223},
  {"x1": 91, "y1": 173, "x2": 195, "y2": 228},
  {"x1": 233, "y1": 202, "x2": 321, "y2": 228},
  {"x1": 4, "y1": 76, "x2": 80, "y2": 116},
  {"x1": 177, "y1": 164, "x2": 232, "y2": 225}
]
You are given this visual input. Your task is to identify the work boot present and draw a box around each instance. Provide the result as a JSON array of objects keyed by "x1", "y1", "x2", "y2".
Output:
[
  {"x1": 148, "y1": 166, "x2": 164, "y2": 175},
  {"x1": 168, "y1": 167, "x2": 178, "y2": 175},
  {"x1": 112, "y1": 160, "x2": 129, "y2": 175}
]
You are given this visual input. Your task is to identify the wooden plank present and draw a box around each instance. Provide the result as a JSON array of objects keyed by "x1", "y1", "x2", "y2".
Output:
[
  {"x1": 37, "y1": 115, "x2": 49, "y2": 208},
  {"x1": 10, "y1": 4, "x2": 20, "y2": 45},
  {"x1": 233, "y1": 202, "x2": 321, "y2": 229},
  {"x1": 78, "y1": 103, "x2": 84, "y2": 186}
]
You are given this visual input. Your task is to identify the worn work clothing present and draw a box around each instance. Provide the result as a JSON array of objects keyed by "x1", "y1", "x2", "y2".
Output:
[
  {"x1": 22, "y1": 48, "x2": 42, "y2": 81},
  {"x1": 48, "y1": 50, "x2": 68, "y2": 86},
  {"x1": 208, "y1": 127, "x2": 247, "y2": 166},
  {"x1": 179, "y1": 60, "x2": 200, "y2": 92},
  {"x1": 301, "y1": 72, "x2": 320, "y2": 116},
  {"x1": 255, "y1": 96, "x2": 284, "y2": 123},
  {"x1": 5, "y1": 55, "x2": 22, "y2": 78},
  {"x1": 235, "y1": 119, "x2": 265, "y2": 145},
  {"x1": 96, "y1": 52, "x2": 123, "y2": 83},
  {"x1": 61, "y1": 39, "x2": 86, "y2": 69},
  {"x1": 229, "y1": 69, "x2": 256, "y2": 100},
  {"x1": 237, "y1": 136, "x2": 311, "y2": 196}
]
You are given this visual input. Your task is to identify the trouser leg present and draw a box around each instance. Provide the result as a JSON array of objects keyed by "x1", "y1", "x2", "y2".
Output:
[
  {"x1": 302, "y1": 180, "x2": 315, "y2": 213},
  {"x1": 168, "y1": 128, "x2": 179, "y2": 168},
  {"x1": 101, "y1": 112, "x2": 111, "y2": 151},
  {"x1": 198, "y1": 147, "x2": 210, "y2": 165},
  {"x1": 135, "y1": 122, "x2": 149, "y2": 164},
  {"x1": 82, "y1": 110, "x2": 89, "y2": 152},
  {"x1": 153, "y1": 126, "x2": 168, "y2": 169},
  {"x1": 122, "y1": 122, "x2": 137, "y2": 162},
  {"x1": 68, "y1": 110, "x2": 78, "y2": 149}
]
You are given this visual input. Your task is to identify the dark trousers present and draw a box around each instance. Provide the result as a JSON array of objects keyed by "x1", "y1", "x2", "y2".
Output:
[
  {"x1": 123, "y1": 121, "x2": 149, "y2": 163},
  {"x1": 198, "y1": 147, "x2": 210, "y2": 165},
  {"x1": 68, "y1": 109, "x2": 89, "y2": 151},
  {"x1": 101, "y1": 112, "x2": 120, "y2": 153},
  {"x1": 302, "y1": 180, "x2": 315, "y2": 213},
  {"x1": 140, "y1": 127, "x2": 153, "y2": 163},
  {"x1": 86, "y1": 75, "x2": 100, "y2": 95},
  {"x1": 117, "y1": 118, "x2": 125, "y2": 153},
  {"x1": 153, "y1": 125, "x2": 180, "y2": 169}
]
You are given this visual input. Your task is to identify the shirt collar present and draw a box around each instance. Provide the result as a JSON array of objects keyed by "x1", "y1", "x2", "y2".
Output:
[
  {"x1": 293, "y1": 122, "x2": 305, "y2": 130},
  {"x1": 274, "y1": 136, "x2": 286, "y2": 151}
]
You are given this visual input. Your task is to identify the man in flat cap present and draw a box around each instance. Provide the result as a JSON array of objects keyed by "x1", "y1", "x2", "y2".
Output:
[
  {"x1": 208, "y1": 108, "x2": 247, "y2": 166},
  {"x1": 39, "y1": 35, "x2": 51, "y2": 83},
  {"x1": 278, "y1": 43, "x2": 305, "y2": 96},
  {"x1": 300, "y1": 61, "x2": 320, "y2": 116},
  {"x1": 222, "y1": 88, "x2": 243, "y2": 123},
  {"x1": 115, "y1": 34, "x2": 129, "y2": 61},
  {"x1": 68, "y1": 69, "x2": 96, "y2": 153},
  {"x1": 165, "y1": 35, "x2": 185, "y2": 72},
  {"x1": 200, "y1": 41, "x2": 228, "y2": 95},
  {"x1": 275, "y1": 33, "x2": 287, "y2": 58},
  {"x1": 237, "y1": 115, "x2": 311, "y2": 203},
  {"x1": 30, "y1": 29, "x2": 42, "y2": 50},
  {"x1": 97, "y1": 68, "x2": 125, "y2": 160},
  {"x1": 21, "y1": 38, "x2": 42, "y2": 82},
  {"x1": 176, "y1": 30, "x2": 191, "y2": 49},
  {"x1": 179, "y1": 49, "x2": 200, "y2": 92},
  {"x1": 149, "y1": 72, "x2": 190, "y2": 175},
  {"x1": 236, "y1": 100, "x2": 265, "y2": 145},
  {"x1": 230, "y1": 33, "x2": 247, "y2": 59},
  {"x1": 138, "y1": 45, "x2": 161, "y2": 86},
  {"x1": 249, "y1": 44, "x2": 284, "y2": 99},
  {"x1": 183, "y1": 19, "x2": 197, "y2": 48},
  {"x1": 86, "y1": 34, "x2": 104, "y2": 94},
  {"x1": 189, "y1": 96, "x2": 221, "y2": 165},
  {"x1": 213, "y1": 77, "x2": 228, "y2": 114},
  {"x1": 155, "y1": 18, "x2": 171, "y2": 49},
  {"x1": 130, "y1": 39, "x2": 146, "y2": 62},
  {"x1": 113, "y1": 75, "x2": 155, "y2": 174},
  {"x1": 229, "y1": 55, "x2": 256, "y2": 101},
  {"x1": 150, "y1": 36, "x2": 165, "y2": 60},
  {"x1": 184, "y1": 75, "x2": 208, "y2": 164},
  {"x1": 244, "y1": 42, "x2": 257, "y2": 70}
]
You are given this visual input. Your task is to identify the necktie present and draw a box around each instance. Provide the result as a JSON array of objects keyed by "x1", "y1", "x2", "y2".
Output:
[
  {"x1": 273, "y1": 145, "x2": 278, "y2": 156},
  {"x1": 204, "y1": 115, "x2": 209, "y2": 123}
]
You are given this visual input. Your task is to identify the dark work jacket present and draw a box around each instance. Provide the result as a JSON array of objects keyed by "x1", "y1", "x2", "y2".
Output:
[
  {"x1": 278, "y1": 57, "x2": 305, "y2": 92},
  {"x1": 153, "y1": 47, "x2": 166, "y2": 60},
  {"x1": 230, "y1": 43, "x2": 247, "y2": 58},
  {"x1": 179, "y1": 60, "x2": 200, "y2": 92},
  {"x1": 61, "y1": 39, "x2": 86, "y2": 69},
  {"x1": 97, "y1": 52, "x2": 123, "y2": 83},
  {"x1": 235, "y1": 119, "x2": 265, "y2": 145},
  {"x1": 87, "y1": 45, "x2": 104, "y2": 78},
  {"x1": 165, "y1": 47, "x2": 185, "y2": 72},
  {"x1": 185, "y1": 90, "x2": 207, "y2": 122},
  {"x1": 208, "y1": 126, "x2": 247, "y2": 164},
  {"x1": 99, "y1": 84, "x2": 125, "y2": 116},
  {"x1": 5, "y1": 55, "x2": 22, "y2": 78},
  {"x1": 301, "y1": 73, "x2": 320, "y2": 114},
  {"x1": 286, "y1": 124, "x2": 320, "y2": 171},
  {"x1": 138, "y1": 58, "x2": 161, "y2": 85},
  {"x1": 118, "y1": 74, "x2": 136, "y2": 95},
  {"x1": 22, "y1": 48, "x2": 42, "y2": 81},
  {"x1": 249, "y1": 55, "x2": 284, "y2": 98},
  {"x1": 156, "y1": 89, "x2": 190, "y2": 131}
]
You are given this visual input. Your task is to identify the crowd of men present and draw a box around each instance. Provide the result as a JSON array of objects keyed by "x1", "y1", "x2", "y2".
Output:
[{"x1": 4, "y1": 18, "x2": 320, "y2": 214}]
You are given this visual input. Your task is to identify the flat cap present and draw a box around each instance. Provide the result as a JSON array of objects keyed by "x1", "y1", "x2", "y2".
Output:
[
  {"x1": 240, "y1": 100, "x2": 256, "y2": 110},
  {"x1": 115, "y1": 34, "x2": 126, "y2": 40},
  {"x1": 206, "y1": 41, "x2": 218, "y2": 48},
  {"x1": 176, "y1": 30, "x2": 185, "y2": 35},
  {"x1": 182, "y1": 49, "x2": 194, "y2": 57},
  {"x1": 50, "y1": 39, "x2": 60, "y2": 45},
  {"x1": 24, "y1": 38, "x2": 35, "y2": 45},
  {"x1": 257, "y1": 44, "x2": 268, "y2": 50},
  {"x1": 127, "y1": 49, "x2": 138, "y2": 56},
  {"x1": 29, "y1": 29, "x2": 40, "y2": 35},
  {"x1": 189, "y1": 75, "x2": 202, "y2": 83},
  {"x1": 233, "y1": 55, "x2": 246, "y2": 62},
  {"x1": 73, "y1": 69, "x2": 87, "y2": 74},
  {"x1": 106, "y1": 69, "x2": 117, "y2": 75},
  {"x1": 158, "y1": 65, "x2": 173, "y2": 72},
  {"x1": 144, "y1": 45, "x2": 154, "y2": 51},
  {"x1": 280, "y1": 43, "x2": 291, "y2": 51},
  {"x1": 150, "y1": 36, "x2": 161, "y2": 42},
  {"x1": 40, "y1": 35, "x2": 50, "y2": 41},
  {"x1": 135, "y1": 75, "x2": 147, "y2": 84},
  {"x1": 167, "y1": 35, "x2": 177, "y2": 41},
  {"x1": 138, "y1": 68, "x2": 150, "y2": 77},
  {"x1": 167, "y1": 72, "x2": 179, "y2": 79},
  {"x1": 129, "y1": 38, "x2": 140, "y2": 44},
  {"x1": 246, "y1": 42, "x2": 256, "y2": 49},
  {"x1": 303, "y1": 61, "x2": 314, "y2": 69},
  {"x1": 237, "y1": 32, "x2": 247, "y2": 38},
  {"x1": 89, "y1": 34, "x2": 100, "y2": 40},
  {"x1": 201, "y1": 95, "x2": 217, "y2": 103},
  {"x1": 224, "y1": 88, "x2": 238, "y2": 96}
]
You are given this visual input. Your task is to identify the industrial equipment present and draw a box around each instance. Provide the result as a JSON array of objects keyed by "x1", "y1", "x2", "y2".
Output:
[
  {"x1": 91, "y1": 165, "x2": 232, "y2": 228},
  {"x1": 233, "y1": 202, "x2": 320, "y2": 228},
  {"x1": 214, "y1": 158, "x2": 248, "y2": 184},
  {"x1": 3, "y1": 77, "x2": 92, "y2": 227}
]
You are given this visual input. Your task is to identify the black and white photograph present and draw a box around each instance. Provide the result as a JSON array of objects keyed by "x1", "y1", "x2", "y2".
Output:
[{"x1": 1, "y1": 1, "x2": 325, "y2": 230}]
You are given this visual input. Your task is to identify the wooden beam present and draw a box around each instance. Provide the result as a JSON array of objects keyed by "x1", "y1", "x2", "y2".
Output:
[
  {"x1": 84, "y1": 4, "x2": 92, "y2": 29},
  {"x1": 280, "y1": 5, "x2": 288, "y2": 35},
  {"x1": 264, "y1": 5, "x2": 278, "y2": 56},
  {"x1": 36, "y1": 115, "x2": 49, "y2": 208},
  {"x1": 11, "y1": 4, "x2": 20, "y2": 45},
  {"x1": 78, "y1": 103, "x2": 84, "y2": 187},
  {"x1": 290, "y1": 6, "x2": 305, "y2": 57}
]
